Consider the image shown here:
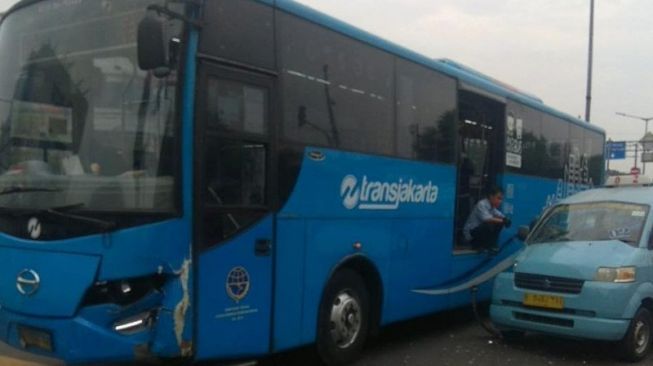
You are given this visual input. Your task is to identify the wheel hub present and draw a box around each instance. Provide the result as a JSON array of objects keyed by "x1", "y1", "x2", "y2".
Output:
[
  {"x1": 329, "y1": 291, "x2": 362, "y2": 349},
  {"x1": 634, "y1": 320, "x2": 650, "y2": 354}
]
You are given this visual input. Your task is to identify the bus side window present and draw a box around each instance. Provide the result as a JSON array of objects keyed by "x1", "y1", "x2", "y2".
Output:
[{"x1": 648, "y1": 230, "x2": 653, "y2": 249}]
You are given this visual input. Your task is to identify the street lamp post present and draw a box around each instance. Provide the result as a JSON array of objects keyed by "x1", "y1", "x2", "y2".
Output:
[
  {"x1": 585, "y1": 0, "x2": 594, "y2": 122},
  {"x1": 616, "y1": 112, "x2": 653, "y2": 174}
]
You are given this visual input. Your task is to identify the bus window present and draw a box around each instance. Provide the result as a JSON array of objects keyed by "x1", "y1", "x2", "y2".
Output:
[
  {"x1": 278, "y1": 12, "x2": 394, "y2": 155},
  {"x1": 396, "y1": 59, "x2": 456, "y2": 163},
  {"x1": 541, "y1": 115, "x2": 569, "y2": 179},
  {"x1": 200, "y1": 73, "x2": 271, "y2": 248}
]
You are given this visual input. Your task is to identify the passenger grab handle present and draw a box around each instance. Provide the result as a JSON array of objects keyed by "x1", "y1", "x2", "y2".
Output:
[{"x1": 255, "y1": 239, "x2": 272, "y2": 256}]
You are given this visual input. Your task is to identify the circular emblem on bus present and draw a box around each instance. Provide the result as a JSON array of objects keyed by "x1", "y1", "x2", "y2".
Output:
[
  {"x1": 16, "y1": 269, "x2": 40, "y2": 296},
  {"x1": 226, "y1": 266, "x2": 250, "y2": 302},
  {"x1": 26, "y1": 217, "x2": 42, "y2": 239}
]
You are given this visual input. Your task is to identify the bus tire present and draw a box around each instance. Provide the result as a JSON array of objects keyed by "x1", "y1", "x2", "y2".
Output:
[
  {"x1": 317, "y1": 269, "x2": 370, "y2": 366},
  {"x1": 619, "y1": 307, "x2": 652, "y2": 362}
]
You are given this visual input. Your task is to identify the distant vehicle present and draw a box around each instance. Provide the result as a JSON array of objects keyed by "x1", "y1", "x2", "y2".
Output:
[
  {"x1": 491, "y1": 175, "x2": 653, "y2": 362},
  {"x1": 0, "y1": 0, "x2": 604, "y2": 365}
]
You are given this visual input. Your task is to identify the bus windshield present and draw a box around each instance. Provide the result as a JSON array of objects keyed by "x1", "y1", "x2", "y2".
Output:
[
  {"x1": 528, "y1": 202, "x2": 649, "y2": 246},
  {"x1": 0, "y1": 0, "x2": 181, "y2": 212}
]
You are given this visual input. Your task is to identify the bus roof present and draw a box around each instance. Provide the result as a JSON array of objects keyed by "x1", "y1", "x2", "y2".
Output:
[{"x1": 274, "y1": 0, "x2": 605, "y2": 135}]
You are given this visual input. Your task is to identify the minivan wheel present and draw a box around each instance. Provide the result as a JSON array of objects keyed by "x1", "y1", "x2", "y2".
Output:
[
  {"x1": 619, "y1": 307, "x2": 653, "y2": 362},
  {"x1": 316, "y1": 269, "x2": 370, "y2": 366}
]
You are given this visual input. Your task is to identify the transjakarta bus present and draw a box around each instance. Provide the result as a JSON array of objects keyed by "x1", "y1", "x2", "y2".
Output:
[{"x1": 0, "y1": 0, "x2": 604, "y2": 364}]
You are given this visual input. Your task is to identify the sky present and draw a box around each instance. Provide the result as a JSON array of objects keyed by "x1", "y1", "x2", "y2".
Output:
[{"x1": 1, "y1": 0, "x2": 652, "y2": 172}]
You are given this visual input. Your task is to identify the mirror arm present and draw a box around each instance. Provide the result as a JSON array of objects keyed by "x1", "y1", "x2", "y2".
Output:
[{"x1": 147, "y1": 4, "x2": 203, "y2": 28}]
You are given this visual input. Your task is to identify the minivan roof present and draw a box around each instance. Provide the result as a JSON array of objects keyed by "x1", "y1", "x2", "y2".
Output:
[{"x1": 562, "y1": 186, "x2": 653, "y2": 206}]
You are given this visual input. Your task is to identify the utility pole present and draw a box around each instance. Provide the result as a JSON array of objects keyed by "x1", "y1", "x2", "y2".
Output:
[{"x1": 584, "y1": 0, "x2": 594, "y2": 122}]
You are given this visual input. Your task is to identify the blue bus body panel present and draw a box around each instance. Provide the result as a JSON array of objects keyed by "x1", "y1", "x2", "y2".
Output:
[
  {"x1": 195, "y1": 216, "x2": 274, "y2": 359},
  {"x1": 0, "y1": 247, "x2": 99, "y2": 317},
  {"x1": 275, "y1": 149, "x2": 458, "y2": 348}
]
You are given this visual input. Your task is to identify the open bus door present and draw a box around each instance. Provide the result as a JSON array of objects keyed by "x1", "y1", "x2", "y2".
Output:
[
  {"x1": 194, "y1": 63, "x2": 276, "y2": 359},
  {"x1": 454, "y1": 90, "x2": 505, "y2": 250}
]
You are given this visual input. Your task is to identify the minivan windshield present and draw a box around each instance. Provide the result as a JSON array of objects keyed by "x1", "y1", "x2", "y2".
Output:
[
  {"x1": 529, "y1": 202, "x2": 649, "y2": 246},
  {"x1": 0, "y1": 0, "x2": 182, "y2": 212}
]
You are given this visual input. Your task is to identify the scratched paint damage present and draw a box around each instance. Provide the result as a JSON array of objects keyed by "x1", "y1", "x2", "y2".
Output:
[{"x1": 174, "y1": 255, "x2": 192, "y2": 356}]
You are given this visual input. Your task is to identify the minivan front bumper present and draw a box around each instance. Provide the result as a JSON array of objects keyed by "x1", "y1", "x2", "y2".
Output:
[{"x1": 490, "y1": 271, "x2": 634, "y2": 341}]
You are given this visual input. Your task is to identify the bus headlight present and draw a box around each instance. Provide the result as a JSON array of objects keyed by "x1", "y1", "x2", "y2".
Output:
[
  {"x1": 594, "y1": 267, "x2": 636, "y2": 283},
  {"x1": 114, "y1": 311, "x2": 156, "y2": 334}
]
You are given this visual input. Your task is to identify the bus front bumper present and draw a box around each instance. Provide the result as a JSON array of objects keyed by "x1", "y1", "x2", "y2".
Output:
[{"x1": 0, "y1": 300, "x2": 162, "y2": 364}]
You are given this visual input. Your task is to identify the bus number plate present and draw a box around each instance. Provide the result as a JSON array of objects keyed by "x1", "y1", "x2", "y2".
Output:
[{"x1": 523, "y1": 293, "x2": 564, "y2": 310}]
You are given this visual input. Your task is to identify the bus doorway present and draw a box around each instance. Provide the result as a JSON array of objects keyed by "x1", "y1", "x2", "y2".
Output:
[
  {"x1": 194, "y1": 63, "x2": 276, "y2": 359},
  {"x1": 454, "y1": 90, "x2": 505, "y2": 250}
]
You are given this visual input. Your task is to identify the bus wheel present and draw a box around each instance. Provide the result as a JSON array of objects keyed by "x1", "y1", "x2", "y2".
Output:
[
  {"x1": 317, "y1": 269, "x2": 370, "y2": 366},
  {"x1": 619, "y1": 307, "x2": 653, "y2": 362}
]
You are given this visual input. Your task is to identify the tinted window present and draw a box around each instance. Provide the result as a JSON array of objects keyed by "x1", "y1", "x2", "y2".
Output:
[
  {"x1": 585, "y1": 130, "x2": 604, "y2": 185},
  {"x1": 396, "y1": 59, "x2": 456, "y2": 163},
  {"x1": 200, "y1": 0, "x2": 275, "y2": 70},
  {"x1": 207, "y1": 78, "x2": 268, "y2": 135},
  {"x1": 278, "y1": 12, "x2": 394, "y2": 155},
  {"x1": 505, "y1": 101, "x2": 544, "y2": 176},
  {"x1": 205, "y1": 141, "x2": 266, "y2": 206},
  {"x1": 541, "y1": 115, "x2": 569, "y2": 179}
]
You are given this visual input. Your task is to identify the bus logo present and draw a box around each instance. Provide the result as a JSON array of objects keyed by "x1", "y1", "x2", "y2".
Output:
[
  {"x1": 226, "y1": 266, "x2": 250, "y2": 302},
  {"x1": 340, "y1": 175, "x2": 439, "y2": 210},
  {"x1": 27, "y1": 217, "x2": 42, "y2": 239},
  {"x1": 16, "y1": 269, "x2": 40, "y2": 296}
]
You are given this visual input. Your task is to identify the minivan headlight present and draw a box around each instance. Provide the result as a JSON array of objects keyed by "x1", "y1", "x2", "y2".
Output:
[{"x1": 594, "y1": 267, "x2": 636, "y2": 283}]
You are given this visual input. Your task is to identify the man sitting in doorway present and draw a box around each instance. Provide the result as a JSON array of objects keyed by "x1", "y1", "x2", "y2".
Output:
[{"x1": 463, "y1": 186, "x2": 511, "y2": 252}]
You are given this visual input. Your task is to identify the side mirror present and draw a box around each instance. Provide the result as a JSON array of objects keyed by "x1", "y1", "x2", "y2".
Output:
[
  {"x1": 517, "y1": 225, "x2": 530, "y2": 242},
  {"x1": 137, "y1": 13, "x2": 170, "y2": 77}
]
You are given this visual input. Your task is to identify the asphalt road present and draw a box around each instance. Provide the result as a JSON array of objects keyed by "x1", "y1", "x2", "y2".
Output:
[
  {"x1": 1, "y1": 307, "x2": 645, "y2": 366},
  {"x1": 262, "y1": 307, "x2": 642, "y2": 366}
]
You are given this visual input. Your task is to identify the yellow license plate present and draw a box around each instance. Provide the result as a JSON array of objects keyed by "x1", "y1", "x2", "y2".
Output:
[
  {"x1": 18, "y1": 326, "x2": 53, "y2": 352},
  {"x1": 523, "y1": 293, "x2": 564, "y2": 310}
]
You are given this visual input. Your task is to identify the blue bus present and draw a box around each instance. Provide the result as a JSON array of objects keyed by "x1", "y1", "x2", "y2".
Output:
[{"x1": 0, "y1": 0, "x2": 604, "y2": 364}]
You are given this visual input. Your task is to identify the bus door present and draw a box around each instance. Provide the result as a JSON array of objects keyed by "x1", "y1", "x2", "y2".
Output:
[
  {"x1": 195, "y1": 63, "x2": 276, "y2": 359},
  {"x1": 454, "y1": 90, "x2": 505, "y2": 248}
]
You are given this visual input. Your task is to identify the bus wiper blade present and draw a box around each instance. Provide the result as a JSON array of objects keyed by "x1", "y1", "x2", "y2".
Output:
[
  {"x1": 0, "y1": 186, "x2": 62, "y2": 196},
  {"x1": 42, "y1": 205, "x2": 117, "y2": 232}
]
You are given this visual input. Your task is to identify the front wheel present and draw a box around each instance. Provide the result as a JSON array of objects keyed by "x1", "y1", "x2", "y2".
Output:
[
  {"x1": 619, "y1": 307, "x2": 653, "y2": 362},
  {"x1": 317, "y1": 269, "x2": 370, "y2": 366}
]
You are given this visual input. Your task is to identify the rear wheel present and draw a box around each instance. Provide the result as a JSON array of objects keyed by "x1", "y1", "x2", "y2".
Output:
[
  {"x1": 317, "y1": 269, "x2": 370, "y2": 366},
  {"x1": 619, "y1": 307, "x2": 652, "y2": 362}
]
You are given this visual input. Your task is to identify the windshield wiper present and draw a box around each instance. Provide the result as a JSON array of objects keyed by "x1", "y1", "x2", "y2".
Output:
[
  {"x1": 42, "y1": 205, "x2": 116, "y2": 232},
  {"x1": 0, "y1": 186, "x2": 62, "y2": 196}
]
